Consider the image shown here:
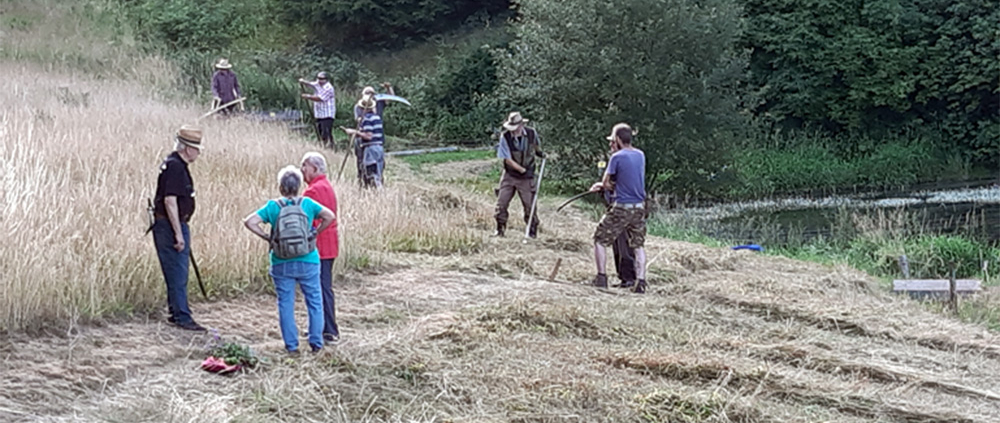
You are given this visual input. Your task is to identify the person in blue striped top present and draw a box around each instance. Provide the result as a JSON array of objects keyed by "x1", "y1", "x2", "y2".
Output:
[{"x1": 343, "y1": 94, "x2": 385, "y2": 188}]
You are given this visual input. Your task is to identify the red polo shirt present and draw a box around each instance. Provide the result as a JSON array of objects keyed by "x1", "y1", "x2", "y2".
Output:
[{"x1": 302, "y1": 174, "x2": 338, "y2": 259}]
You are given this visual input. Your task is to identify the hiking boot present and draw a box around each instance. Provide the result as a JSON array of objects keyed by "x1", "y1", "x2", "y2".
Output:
[
  {"x1": 633, "y1": 279, "x2": 648, "y2": 294},
  {"x1": 310, "y1": 344, "x2": 323, "y2": 354},
  {"x1": 323, "y1": 333, "x2": 340, "y2": 344},
  {"x1": 614, "y1": 280, "x2": 636, "y2": 289},
  {"x1": 492, "y1": 222, "x2": 506, "y2": 237},
  {"x1": 286, "y1": 349, "x2": 300, "y2": 357},
  {"x1": 174, "y1": 321, "x2": 207, "y2": 332},
  {"x1": 591, "y1": 274, "x2": 608, "y2": 288}
]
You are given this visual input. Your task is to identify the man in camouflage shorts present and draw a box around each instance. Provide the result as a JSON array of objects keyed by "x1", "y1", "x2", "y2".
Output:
[{"x1": 588, "y1": 123, "x2": 648, "y2": 293}]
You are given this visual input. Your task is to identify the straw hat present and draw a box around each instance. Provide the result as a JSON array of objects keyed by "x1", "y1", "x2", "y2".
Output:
[
  {"x1": 502, "y1": 112, "x2": 528, "y2": 131},
  {"x1": 214, "y1": 58, "x2": 232, "y2": 69},
  {"x1": 176, "y1": 125, "x2": 204, "y2": 149},
  {"x1": 606, "y1": 123, "x2": 635, "y2": 141},
  {"x1": 357, "y1": 94, "x2": 377, "y2": 111}
]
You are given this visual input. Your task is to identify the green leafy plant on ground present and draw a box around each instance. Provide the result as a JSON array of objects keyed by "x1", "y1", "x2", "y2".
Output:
[{"x1": 206, "y1": 332, "x2": 260, "y2": 368}]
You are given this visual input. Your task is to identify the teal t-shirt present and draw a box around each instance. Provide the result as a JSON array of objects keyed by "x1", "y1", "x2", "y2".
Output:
[{"x1": 256, "y1": 197, "x2": 323, "y2": 265}]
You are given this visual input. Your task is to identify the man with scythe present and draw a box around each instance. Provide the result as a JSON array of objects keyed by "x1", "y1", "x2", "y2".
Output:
[
  {"x1": 589, "y1": 123, "x2": 648, "y2": 293},
  {"x1": 210, "y1": 59, "x2": 242, "y2": 115},
  {"x1": 150, "y1": 125, "x2": 207, "y2": 331},
  {"x1": 342, "y1": 94, "x2": 386, "y2": 188},
  {"x1": 493, "y1": 112, "x2": 546, "y2": 238},
  {"x1": 298, "y1": 72, "x2": 337, "y2": 148}
]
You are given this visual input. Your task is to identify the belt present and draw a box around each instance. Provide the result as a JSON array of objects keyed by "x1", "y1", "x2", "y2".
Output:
[
  {"x1": 612, "y1": 202, "x2": 644, "y2": 209},
  {"x1": 154, "y1": 213, "x2": 191, "y2": 222}
]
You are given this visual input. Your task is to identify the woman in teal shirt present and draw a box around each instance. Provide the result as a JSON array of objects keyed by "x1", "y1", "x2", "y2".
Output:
[{"x1": 244, "y1": 165, "x2": 336, "y2": 354}]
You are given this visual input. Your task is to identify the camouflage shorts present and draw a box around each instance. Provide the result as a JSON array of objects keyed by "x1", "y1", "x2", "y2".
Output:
[{"x1": 594, "y1": 206, "x2": 646, "y2": 249}]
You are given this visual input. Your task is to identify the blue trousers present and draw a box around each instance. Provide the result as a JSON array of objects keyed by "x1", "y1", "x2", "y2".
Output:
[
  {"x1": 320, "y1": 258, "x2": 340, "y2": 337},
  {"x1": 270, "y1": 261, "x2": 323, "y2": 352},
  {"x1": 152, "y1": 219, "x2": 194, "y2": 325}
]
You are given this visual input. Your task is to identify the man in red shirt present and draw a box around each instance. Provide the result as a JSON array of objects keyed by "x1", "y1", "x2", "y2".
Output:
[{"x1": 301, "y1": 152, "x2": 341, "y2": 342}]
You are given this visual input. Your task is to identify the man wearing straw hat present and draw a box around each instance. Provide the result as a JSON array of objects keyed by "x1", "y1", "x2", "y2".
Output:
[
  {"x1": 352, "y1": 82, "x2": 395, "y2": 120},
  {"x1": 151, "y1": 125, "x2": 207, "y2": 331},
  {"x1": 493, "y1": 111, "x2": 545, "y2": 238},
  {"x1": 211, "y1": 59, "x2": 242, "y2": 115},
  {"x1": 299, "y1": 72, "x2": 337, "y2": 148},
  {"x1": 343, "y1": 94, "x2": 385, "y2": 188},
  {"x1": 588, "y1": 123, "x2": 648, "y2": 293}
]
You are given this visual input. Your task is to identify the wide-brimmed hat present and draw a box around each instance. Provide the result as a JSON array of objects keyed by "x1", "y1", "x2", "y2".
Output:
[
  {"x1": 502, "y1": 112, "x2": 528, "y2": 131},
  {"x1": 606, "y1": 123, "x2": 635, "y2": 141},
  {"x1": 357, "y1": 94, "x2": 376, "y2": 111},
  {"x1": 316, "y1": 71, "x2": 329, "y2": 80},
  {"x1": 362, "y1": 86, "x2": 376, "y2": 95},
  {"x1": 176, "y1": 125, "x2": 204, "y2": 149},
  {"x1": 214, "y1": 58, "x2": 232, "y2": 69}
]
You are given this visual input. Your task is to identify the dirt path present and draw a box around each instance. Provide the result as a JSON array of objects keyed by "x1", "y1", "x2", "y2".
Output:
[{"x1": 4, "y1": 158, "x2": 1000, "y2": 422}]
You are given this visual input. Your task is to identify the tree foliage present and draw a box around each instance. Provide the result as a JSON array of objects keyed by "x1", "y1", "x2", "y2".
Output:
[
  {"x1": 279, "y1": 0, "x2": 512, "y2": 50},
  {"x1": 744, "y1": 0, "x2": 1000, "y2": 162},
  {"x1": 498, "y1": 0, "x2": 747, "y2": 195}
]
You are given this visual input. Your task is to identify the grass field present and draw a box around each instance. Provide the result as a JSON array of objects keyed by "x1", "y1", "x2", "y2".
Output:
[{"x1": 4, "y1": 1, "x2": 1000, "y2": 422}]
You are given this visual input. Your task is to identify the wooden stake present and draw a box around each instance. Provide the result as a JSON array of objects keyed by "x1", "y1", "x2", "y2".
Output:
[{"x1": 548, "y1": 258, "x2": 562, "y2": 282}]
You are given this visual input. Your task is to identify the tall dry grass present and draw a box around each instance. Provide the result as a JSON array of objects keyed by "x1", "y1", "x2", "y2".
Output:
[{"x1": 0, "y1": 61, "x2": 482, "y2": 331}]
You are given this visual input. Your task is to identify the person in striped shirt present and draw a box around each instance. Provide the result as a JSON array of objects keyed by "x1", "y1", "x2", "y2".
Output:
[
  {"x1": 298, "y1": 72, "x2": 337, "y2": 148},
  {"x1": 343, "y1": 94, "x2": 385, "y2": 188}
]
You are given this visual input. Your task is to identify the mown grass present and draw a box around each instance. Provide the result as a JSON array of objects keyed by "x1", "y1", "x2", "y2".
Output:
[{"x1": 648, "y1": 208, "x2": 1000, "y2": 330}]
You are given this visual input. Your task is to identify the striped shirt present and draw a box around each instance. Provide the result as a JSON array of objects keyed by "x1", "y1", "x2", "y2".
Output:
[
  {"x1": 309, "y1": 81, "x2": 336, "y2": 119},
  {"x1": 360, "y1": 112, "x2": 384, "y2": 146}
]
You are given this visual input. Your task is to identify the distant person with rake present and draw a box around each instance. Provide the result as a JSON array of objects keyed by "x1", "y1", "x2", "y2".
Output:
[
  {"x1": 300, "y1": 152, "x2": 341, "y2": 343},
  {"x1": 210, "y1": 58, "x2": 242, "y2": 115},
  {"x1": 342, "y1": 94, "x2": 386, "y2": 189},
  {"x1": 243, "y1": 166, "x2": 336, "y2": 355},
  {"x1": 298, "y1": 72, "x2": 337, "y2": 148},
  {"x1": 151, "y1": 125, "x2": 207, "y2": 331},
  {"x1": 493, "y1": 112, "x2": 546, "y2": 238},
  {"x1": 589, "y1": 123, "x2": 648, "y2": 293}
]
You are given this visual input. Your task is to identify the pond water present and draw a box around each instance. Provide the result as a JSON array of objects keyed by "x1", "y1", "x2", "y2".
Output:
[{"x1": 667, "y1": 181, "x2": 1000, "y2": 246}]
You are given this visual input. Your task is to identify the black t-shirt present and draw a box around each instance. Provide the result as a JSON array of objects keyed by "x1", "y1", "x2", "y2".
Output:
[{"x1": 154, "y1": 151, "x2": 196, "y2": 221}]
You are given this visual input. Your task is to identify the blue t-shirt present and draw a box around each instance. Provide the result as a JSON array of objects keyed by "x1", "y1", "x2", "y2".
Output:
[
  {"x1": 606, "y1": 148, "x2": 646, "y2": 204},
  {"x1": 255, "y1": 197, "x2": 324, "y2": 265}
]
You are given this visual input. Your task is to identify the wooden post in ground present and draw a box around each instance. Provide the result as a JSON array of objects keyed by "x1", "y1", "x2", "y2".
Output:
[
  {"x1": 549, "y1": 258, "x2": 562, "y2": 282},
  {"x1": 949, "y1": 262, "x2": 959, "y2": 315},
  {"x1": 898, "y1": 255, "x2": 910, "y2": 279}
]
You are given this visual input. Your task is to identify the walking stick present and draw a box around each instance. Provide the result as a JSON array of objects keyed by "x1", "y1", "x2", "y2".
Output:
[
  {"x1": 189, "y1": 249, "x2": 209, "y2": 300},
  {"x1": 523, "y1": 158, "x2": 546, "y2": 243}
]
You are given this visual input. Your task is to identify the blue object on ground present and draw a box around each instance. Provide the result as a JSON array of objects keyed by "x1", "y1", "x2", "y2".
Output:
[{"x1": 732, "y1": 244, "x2": 764, "y2": 252}]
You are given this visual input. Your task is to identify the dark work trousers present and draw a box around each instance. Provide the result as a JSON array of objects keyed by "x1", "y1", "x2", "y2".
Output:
[
  {"x1": 316, "y1": 118, "x2": 334, "y2": 147},
  {"x1": 612, "y1": 230, "x2": 637, "y2": 283},
  {"x1": 152, "y1": 219, "x2": 194, "y2": 325},
  {"x1": 494, "y1": 171, "x2": 540, "y2": 230},
  {"x1": 319, "y1": 258, "x2": 340, "y2": 337}
]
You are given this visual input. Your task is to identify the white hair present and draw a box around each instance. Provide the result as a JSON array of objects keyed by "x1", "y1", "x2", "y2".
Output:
[
  {"x1": 277, "y1": 165, "x2": 303, "y2": 196},
  {"x1": 301, "y1": 152, "x2": 327, "y2": 174}
]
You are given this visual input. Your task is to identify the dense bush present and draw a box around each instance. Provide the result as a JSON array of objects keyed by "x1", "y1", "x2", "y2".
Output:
[
  {"x1": 391, "y1": 46, "x2": 504, "y2": 144},
  {"x1": 498, "y1": 0, "x2": 747, "y2": 196},
  {"x1": 279, "y1": 0, "x2": 512, "y2": 51},
  {"x1": 743, "y1": 0, "x2": 1000, "y2": 163}
]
